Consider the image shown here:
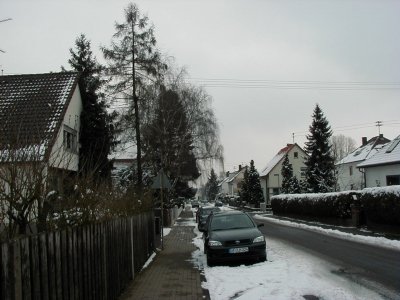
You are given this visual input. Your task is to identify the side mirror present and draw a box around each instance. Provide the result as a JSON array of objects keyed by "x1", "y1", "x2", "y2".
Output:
[{"x1": 257, "y1": 223, "x2": 264, "y2": 228}]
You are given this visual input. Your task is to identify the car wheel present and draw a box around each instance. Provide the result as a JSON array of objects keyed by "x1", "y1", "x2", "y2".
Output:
[{"x1": 259, "y1": 254, "x2": 267, "y2": 262}]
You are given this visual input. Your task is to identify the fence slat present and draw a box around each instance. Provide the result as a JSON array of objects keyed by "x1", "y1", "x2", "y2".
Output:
[
  {"x1": 61, "y1": 230, "x2": 69, "y2": 300},
  {"x1": 1, "y1": 243, "x2": 12, "y2": 300},
  {"x1": 30, "y1": 236, "x2": 41, "y2": 300},
  {"x1": 21, "y1": 237, "x2": 31, "y2": 300},
  {"x1": 39, "y1": 233, "x2": 49, "y2": 300}
]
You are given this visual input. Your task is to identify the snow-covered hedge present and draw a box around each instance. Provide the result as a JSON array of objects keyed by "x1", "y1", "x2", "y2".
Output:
[
  {"x1": 271, "y1": 191, "x2": 357, "y2": 219},
  {"x1": 360, "y1": 186, "x2": 400, "y2": 225},
  {"x1": 271, "y1": 186, "x2": 400, "y2": 225}
]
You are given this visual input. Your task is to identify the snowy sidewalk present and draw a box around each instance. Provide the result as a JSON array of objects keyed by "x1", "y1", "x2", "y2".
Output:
[{"x1": 119, "y1": 210, "x2": 208, "y2": 300}]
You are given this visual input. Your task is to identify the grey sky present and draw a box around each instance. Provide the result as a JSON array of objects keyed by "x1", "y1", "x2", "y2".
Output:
[{"x1": 1, "y1": 0, "x2": 399, "y2": 175}]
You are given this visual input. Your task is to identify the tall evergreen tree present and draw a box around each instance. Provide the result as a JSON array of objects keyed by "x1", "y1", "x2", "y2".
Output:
[
  {"x1": 304, "y1": 104, "x2": 335, "y2": 193},
  {"x1": 281, "y1": 153, "x2": 293, "y2": 194},
  {"x1": 281, "y1": 153, "x2": 301, "y2": 194},
  {"x1": 142, "y1": 89, "x2": 199, "y2": 196},
  {"x1": 206, "y1": 169, "x2": 219, "y2": 201},
  {"x1": 247, "y1": 160, "x2": 264, "y2": 207},
  {"x1": 102, "y1": 3, "x2": 166, "y2": 190},
  {"x1": 67, "y1": 34, "x2": 116, "y2": 180},
  {"x1": 239, "y1": 167, "x2": 250, "y2": 204}
]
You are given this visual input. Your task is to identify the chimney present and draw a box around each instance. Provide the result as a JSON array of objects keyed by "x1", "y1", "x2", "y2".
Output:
[
  {"x1": 238, "y1": 165, "x2": 242, "y2": 171},
  {"x1": 379, "y1": 134, "x2": 383, "y2": 138},
  {"x1": 226, "y1": 171, "x2": 230, "y2": 177},
  {"x1": 362, "y1": 137, "x2": 367, "y2": 146}
]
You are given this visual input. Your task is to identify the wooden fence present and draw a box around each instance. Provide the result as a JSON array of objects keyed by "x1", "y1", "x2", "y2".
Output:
[{"x1": 0, "y1": 211, "x2": 156, "y2": 300}]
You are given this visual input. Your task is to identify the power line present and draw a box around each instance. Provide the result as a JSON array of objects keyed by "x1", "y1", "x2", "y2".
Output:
[{"x1": 187, "y1": 77, "x2": 400, "y2": 91}]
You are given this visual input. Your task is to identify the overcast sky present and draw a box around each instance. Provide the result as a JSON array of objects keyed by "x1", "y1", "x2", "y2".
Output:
[{"x1": 1, "y1": 0, "x2": 399, "y2": 175}]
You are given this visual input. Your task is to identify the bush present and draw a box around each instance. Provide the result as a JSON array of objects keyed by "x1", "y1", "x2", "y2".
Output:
[
  {"x1": 271, "y1": 191, "x2": 359, "y2": 219},
  {"x1": 360, "y1": 186, "x2": 400, "y2": 225}
]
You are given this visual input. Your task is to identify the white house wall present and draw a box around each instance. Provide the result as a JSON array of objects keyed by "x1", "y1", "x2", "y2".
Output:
[
  {"x1": 49, "y1": 86, "x2": 82, "y2": 172},
  {"x1": 364, "y1": 164, "x2": 400, "y2": 187},
  {"x1": 336, "y1": 162, "x2": 364, "y2": 191}
]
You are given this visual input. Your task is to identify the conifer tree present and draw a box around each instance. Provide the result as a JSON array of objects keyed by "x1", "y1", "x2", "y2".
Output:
[
  {"x1": 304, "y1": 104, "x2": 335, "y2": 193},
  {"x1": 247, "y1": 160, "x2": 264, "y2": 207},
  {"x1": 102, "y1": 3, "x2": 166, "y2": 190},
  {"x1": 67, "y1": 34, "x2": 116, "y2": 180},
  {"x1": 240, "y1": 167, "x2": 250, "y2": 204},
  {"x1": 281, "y1": 153, "x2": 301, "y2": 194},
  {"x1": 142, "y1": 89, "x2": 200, "y2": 194},
  {"x1": 281, "y1": 153, "x2": 293, "y2": 194},
  {"x1": 206, "y1": 169, "x2": 219, "y2": 201}
]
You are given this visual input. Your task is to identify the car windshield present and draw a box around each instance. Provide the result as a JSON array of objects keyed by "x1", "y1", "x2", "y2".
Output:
[{"x1": 210, "y1": 214, "x2": 254, "y2": 231}]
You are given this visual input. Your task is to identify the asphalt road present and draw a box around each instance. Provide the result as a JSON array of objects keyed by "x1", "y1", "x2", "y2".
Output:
[{"x1": 256, "y1": 217, "x2": 400, "y2": 297}]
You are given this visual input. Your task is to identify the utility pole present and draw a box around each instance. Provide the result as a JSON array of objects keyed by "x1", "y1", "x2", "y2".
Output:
[{"x1": 292, "y1": 132, "x2": 295, "y2": 144}]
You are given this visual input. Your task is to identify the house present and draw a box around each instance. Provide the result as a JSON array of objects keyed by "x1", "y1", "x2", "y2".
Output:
[
  {"x1": 218, "y1": 165, "x2": 246, "y2": 197},
  {"x1": 0, "y1": 72, "x2": 82, "y2": 193},
  {"x1": 357, "y1": 134, "x2": 400, "y2": 187},
  {"x1": 335, "y1": 135, "x2": 390, "y2": 191},
  {"x1": 259, "y1": 143, "x2": 307, "y2": 204}
]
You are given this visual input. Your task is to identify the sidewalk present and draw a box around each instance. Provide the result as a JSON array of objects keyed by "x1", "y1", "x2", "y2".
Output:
[{"x1": 119, "y1": 210, "x2": 209, "y2": 300}]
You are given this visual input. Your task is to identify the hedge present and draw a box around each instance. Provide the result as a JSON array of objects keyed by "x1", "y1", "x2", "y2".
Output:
[
  {"x1": 271, "y1": 191, "x2": 357, "y2": 219},
  {"x1": 271, "y1": 186, "x2": 400, "y2": 226},
  {"x1": 360, "y1": 186, "x2": 400, "y2": 225}
]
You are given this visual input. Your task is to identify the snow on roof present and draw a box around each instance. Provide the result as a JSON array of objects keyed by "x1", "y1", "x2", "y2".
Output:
[
  {"x1": 336, "y1": 135, "x2": 390, "y2": 165},
  {"x1": 357, "y1": 135, "x2": 400, "y2": 168},
  {"x1": 260, "y1": 144, "x2": 294, "y2": 177},
  {"x1": 0, "y1": 72, "x2": 79, "y2": 161}
]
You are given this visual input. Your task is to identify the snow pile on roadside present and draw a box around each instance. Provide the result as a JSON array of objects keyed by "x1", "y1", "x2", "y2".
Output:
[{"x1": 254, "y1": 215, "x2": 400, "y2": 250}]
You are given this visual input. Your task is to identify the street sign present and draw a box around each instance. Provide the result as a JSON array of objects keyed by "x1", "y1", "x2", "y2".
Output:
[{"x1": 151, "y1": 169, "x2": 172, "y2": 190}]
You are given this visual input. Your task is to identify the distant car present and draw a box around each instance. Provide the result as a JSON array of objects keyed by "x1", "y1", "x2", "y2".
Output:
[
  {"x1": 214, "y1": 201, "x2": 223, "y2": 207},
  {"x1": 203, "y1": 210, "x2": 266, "y2": 266},
  {"x1": 197, "y1": 206, "x2": 221, "y2": 231},
  {"x1": 191, "y1": 201, "x2": 200, "y2": 208}
]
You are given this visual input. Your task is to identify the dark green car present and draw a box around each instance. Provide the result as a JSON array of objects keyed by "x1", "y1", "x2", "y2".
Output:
[{"x1": 203, "y1": 210, "x2": 266, "y2": 266}]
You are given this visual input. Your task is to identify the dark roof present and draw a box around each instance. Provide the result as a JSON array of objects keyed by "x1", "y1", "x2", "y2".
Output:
[{"x1": 0, "y1": 72, "x2": 79, "y2": 160}]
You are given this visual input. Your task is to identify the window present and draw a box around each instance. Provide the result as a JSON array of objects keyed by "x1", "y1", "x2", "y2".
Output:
[
  {"x1": 387, "y1": 175, "x2": 400, "y2": 186},
  {"x1": 63, "y1": 125, "x2": 77, "y2": 152},
  {"x1": 294, "y1": 152, "x2": 298, "y2": 159},
  {"x1": 300, "y1": 167, "x2": 307, "y2": 177},
  {"x1": 349, "y1": 166, "x2": 353, "y2": 176},
  {"x1": 272, "y1": 188, "x2": 280, "y2": 195},
  {"x1": 350, "y1": 184, "x2": 354, "y2": 190}
]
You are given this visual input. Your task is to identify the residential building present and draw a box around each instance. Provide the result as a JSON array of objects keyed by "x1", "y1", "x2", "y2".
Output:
[
  {"x1": 357, "y1": 135, "x2": 400, "y2": 187},
  {"x1": 259, "y1": 144, "x2": 307, "y2": 204},
  {"x1": 336, "y1": 135, "x2": 390, "y2": 191},
  {"x1": 0, "y1": 72, "x2": 82, "y2": 194},
  {"x1": 218, "y1": 165, "x2": 246, "y2": 197}
]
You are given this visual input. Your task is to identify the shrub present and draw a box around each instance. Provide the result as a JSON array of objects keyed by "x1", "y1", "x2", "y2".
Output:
[
  {"x1": 360, "y1": 186, "x2": 400, "y2": 225},
  {"x1": 271, "y1": 191, "x2": 359, "y2": 219}
]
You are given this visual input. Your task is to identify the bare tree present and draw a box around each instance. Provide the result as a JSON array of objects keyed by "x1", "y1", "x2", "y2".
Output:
[{"x1": 331, "y1": 134, "x2": 357, "y2": 162}]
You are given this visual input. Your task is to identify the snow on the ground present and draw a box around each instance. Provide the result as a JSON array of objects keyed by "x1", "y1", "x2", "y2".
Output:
[
  {"x1": 188, "y1": 214, "x2": 386, "y2": 300},
  {"x1": 254, "y1": 214, "x2": 400, "y2": 251},
  {"x1": 141, "y1": 252, "x2": 156, "y2": 271},
  {"x1": 163, "y1": 227, "x2": 171, "y2": 237}
]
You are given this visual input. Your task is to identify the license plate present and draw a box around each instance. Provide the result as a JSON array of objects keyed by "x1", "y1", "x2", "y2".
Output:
[{"x1": 229, "y1": 247, "x2": 249, "y2": 254}]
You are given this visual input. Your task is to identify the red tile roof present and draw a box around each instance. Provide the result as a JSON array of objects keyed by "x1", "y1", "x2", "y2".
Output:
[{"x1": 0, "y1": 72, "x2": 79, "y2": 160}]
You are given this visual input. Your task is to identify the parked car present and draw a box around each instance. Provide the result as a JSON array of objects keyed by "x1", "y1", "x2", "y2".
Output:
[
  {"x1": 197, "y1": 206, "x2": 221, "y2": 231},
  {"x1": 215, "y1": 201, "x2": 223, "y2": 207},
  {"x1": 191, "y1": 201, "x2": 200, "y2": 208},
  {"x1": 203, "y1": 210, "x2": 266, "y2": 266}
]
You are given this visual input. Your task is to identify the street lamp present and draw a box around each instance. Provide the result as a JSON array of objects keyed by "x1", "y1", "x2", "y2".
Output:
[{"x1": 274, "y1": 174, "x2": 280, "y2": 194}]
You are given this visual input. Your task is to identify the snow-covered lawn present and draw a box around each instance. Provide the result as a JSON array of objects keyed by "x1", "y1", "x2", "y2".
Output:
[{"x1": 188, "y1": 216, "x2": 386, "y2": 300}]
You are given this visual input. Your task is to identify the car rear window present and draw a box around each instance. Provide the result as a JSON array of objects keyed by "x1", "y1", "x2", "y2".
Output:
[{"x1": 210, "y1": 214, "x2": 254, "y2": 230}]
